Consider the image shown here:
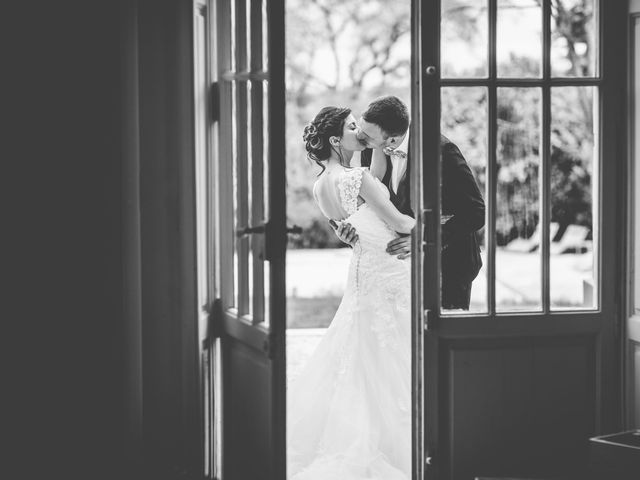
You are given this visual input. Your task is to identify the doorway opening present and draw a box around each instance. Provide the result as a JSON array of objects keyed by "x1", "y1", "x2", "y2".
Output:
[{"x1": 284, "y1": 0, "x2": 412, "y2": 382}]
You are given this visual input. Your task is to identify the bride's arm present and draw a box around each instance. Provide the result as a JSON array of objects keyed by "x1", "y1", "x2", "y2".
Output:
[
  {"x1": 369, "y1": 148, "x2": 387, "y2": 180},
  {"x1": 359, "y1": 170, "x2": 415, "y2": 234}
]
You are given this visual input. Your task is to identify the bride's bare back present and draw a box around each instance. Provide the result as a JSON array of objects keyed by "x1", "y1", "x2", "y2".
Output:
[{"x1": 312, "y1": 167, "x2": 365, "y2": 221}]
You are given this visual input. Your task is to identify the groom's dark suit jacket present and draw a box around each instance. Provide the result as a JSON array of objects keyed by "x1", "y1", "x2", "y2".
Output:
[{"x1": 361, "y1": 135, "x2": 485, "y2": 309}]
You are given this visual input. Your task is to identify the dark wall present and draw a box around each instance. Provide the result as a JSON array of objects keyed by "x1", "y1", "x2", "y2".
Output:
[
  {"x1": 7, "y1": 1, "x2": 200, "y2": 478},
  {"x1": 136, "y1": 0, "x2": 201, "y2": 478},
  {"x1": 7, "y1": 2, "x2": 126, "y2": 478}
]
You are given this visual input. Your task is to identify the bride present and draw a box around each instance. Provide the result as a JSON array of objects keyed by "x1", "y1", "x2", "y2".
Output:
[{"x1": 287, "y1": 106, "x2": 414, "y2": 480}]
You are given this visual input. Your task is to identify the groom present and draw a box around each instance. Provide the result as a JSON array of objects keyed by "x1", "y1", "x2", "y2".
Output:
[{"x1": 334, "y1": 95, "x2": 485, "y2": 310}]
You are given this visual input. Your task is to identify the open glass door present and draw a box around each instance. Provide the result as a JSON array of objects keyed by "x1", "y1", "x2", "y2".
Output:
[
  {"x1": 419, "y1": 1, "x2": 623, "y2": 479},
  {"x1": 628, "y1": 13, "x2": 640, "y2": 431},
  {"x1": 194, "y1": 1, "x2": 216, "y2": 476},
  {"x1": 207, "y1": 0, "x2": 288, "y2": 478}
]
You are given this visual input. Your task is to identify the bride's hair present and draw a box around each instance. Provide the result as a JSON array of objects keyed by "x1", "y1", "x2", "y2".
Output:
[{"x1": 303, "y1": 106, "x2": 351, "y2": 173}]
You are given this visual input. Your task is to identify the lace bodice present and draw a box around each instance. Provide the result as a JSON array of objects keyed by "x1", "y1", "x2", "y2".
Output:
[
  {"x1": 336, "y1": 167, "x2": 364, "y2": 215},
  {"x1": 314, "y1": 166, "x2": 397, "y2": 250}
]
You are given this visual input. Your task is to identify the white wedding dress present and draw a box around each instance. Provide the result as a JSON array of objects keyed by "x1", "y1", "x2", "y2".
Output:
[{"x1": 287, "y1": 166, "x2": 412, "y2": 480}]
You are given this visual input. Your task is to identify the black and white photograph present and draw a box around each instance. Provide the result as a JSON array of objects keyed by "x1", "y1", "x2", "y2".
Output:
[{"x1": 7, "y1": 0, "x2": 640, "y2": 479}]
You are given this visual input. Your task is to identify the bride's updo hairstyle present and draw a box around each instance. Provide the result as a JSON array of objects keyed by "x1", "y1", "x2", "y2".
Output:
[{"x1": 303, "y1": 106, "x2": 351, "y2": 173}]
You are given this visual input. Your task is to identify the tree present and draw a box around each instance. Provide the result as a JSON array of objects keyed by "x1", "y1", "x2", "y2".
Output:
[
  {"x1": 286, "y1": 0, "x2": 596, "y2": 248},
  {"x1": 286, "y1": 0, "x2": 410, "y2": 104}
]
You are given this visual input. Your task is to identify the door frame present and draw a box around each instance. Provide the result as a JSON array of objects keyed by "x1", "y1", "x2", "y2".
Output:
[
  {"x1": 626, "y1": 11, "x2": 640, "y2": 431},
  {"x1": 196, "y1": 0, "x2": 629, "y2": 478}
]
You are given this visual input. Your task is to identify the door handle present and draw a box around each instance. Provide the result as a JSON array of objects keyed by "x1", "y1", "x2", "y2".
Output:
[
  {"x1": 286, "y1": 225, "x2": 303, "y2": 235},
  {"x1": 425, "y1": 449, "x2": 435, "y2": 467},
  {"x1": 236, "y1": 223, "x2": 303, "y2": 237},
  {"x1": 236, "y1": 224, "x2": 265, "y2": 237},
  {"x1": 422, "y1": 209, "x2": 437, "y2": 247}
]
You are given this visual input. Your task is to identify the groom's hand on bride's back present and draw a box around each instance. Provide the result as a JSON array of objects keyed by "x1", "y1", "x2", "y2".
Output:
[
  {"x1": 330, "y1": 219, "x2": 358, "y2": 247},
  {"x1": 386, "y1": 236, "x2": 411, "y2": 260}
]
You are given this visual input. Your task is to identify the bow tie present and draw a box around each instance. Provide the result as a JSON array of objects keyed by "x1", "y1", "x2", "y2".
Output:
[{"x1": 384, "y1": 147, "x2": 407, "y2": 161}]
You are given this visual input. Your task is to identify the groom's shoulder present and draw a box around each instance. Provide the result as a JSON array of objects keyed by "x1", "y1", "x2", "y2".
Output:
[
  {"x1": 440, "y1": 134, "x2": 457, "y2": 150},
  {"x1": 440, "y1": 135, "x2": 469, "y2": 169},
  {"x1": 440, "y1": 134, "x2": 461, "y2": 157}
]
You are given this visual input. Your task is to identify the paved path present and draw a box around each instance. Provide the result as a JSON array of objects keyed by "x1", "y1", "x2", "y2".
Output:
[{"x1": 286, "y1": 328, "x2": 325, "y2": 387}]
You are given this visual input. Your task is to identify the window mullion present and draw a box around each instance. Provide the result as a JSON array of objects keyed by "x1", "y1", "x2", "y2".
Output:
[
  {"x1": 235, "y1": 0, "x2": 250, "y2": 316},
  {"x1": 488, "y1": 0, "x2": 497, "y2": 315},
  {"x1": 488, "y1": 86, "x2": 497, "y2": 316},
  {"x1": 441, "y1": 78, "x2": 601, "y2": 87},
  {"x1": 541, "y1": 0, "x2": 551, "y2": 313},
  {"x1": 541, "y1": 85, "x2": 551, "y2": 313}
]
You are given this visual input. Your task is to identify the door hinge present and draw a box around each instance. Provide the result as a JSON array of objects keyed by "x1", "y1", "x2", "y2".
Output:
[
  {"x1": 210, "y1": 82, "x2": 220, "y2": 123},
  {"x1": 262, "y1": 333, "x2": 276, "y2": 360},
  {"x1": 424, "y1": 309, "x2": 435, "y2": 331},
  {"x1": 263, "y1": 336, "x2": 273, "y2": 359},
  {"x1": 207, "y1": 298, "x2": 224, "y2": 340}
]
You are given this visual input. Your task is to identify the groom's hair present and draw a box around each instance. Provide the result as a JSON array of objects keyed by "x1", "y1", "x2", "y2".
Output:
[{"x1": 362, "y1": 95, "x2": 409, "y2": 137}]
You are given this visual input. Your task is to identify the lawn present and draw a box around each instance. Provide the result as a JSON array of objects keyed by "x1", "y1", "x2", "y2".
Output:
[
  {"x1": 286, "y1": 247, "x2": 595, "y2": 328},
  {"x1": 287, "y1": 296, "x2": 342, "y2": 328}
]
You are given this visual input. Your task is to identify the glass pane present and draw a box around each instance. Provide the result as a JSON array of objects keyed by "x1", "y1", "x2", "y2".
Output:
[
  {"x1": 247, "y1": 248, "x2": 254, "y2": 317},
  {"x1": 263, "y1": 80, "x2": 270, "y2": 226},
  {"x1": 231, "y1": 81, "x2": 239, "y2": 308},
  {"x1": 202, "y1": 349, "x2": 212, "y2": 477},
  {"x1": 442, "y1": 0, "x2": 488, "y2": 78},
  {"x1": 250, "y1": 79, "x2": 266, "y2": 324},
  {"x1": 245, "y1": 0, "x2": 251, "y2": 69},
  {"x1": 262, "y1": 0, "x2": 268, "y2": 72},
  {"x1": 263, "y1": 79, "x2": 270, "y2": 326},
  {"x1": 550, "y1": 86, "x2": 597, "y2": 309},
  {"x1": 263, "y1": 261, "x2": 270, "y2": 328},
  {"x1": 249, "y1": 0, "x2": 263, "y2": 72},
  {"x1": 496, "y1": 87, "x2": 542, "y2": 312},
  {"x1": 230, "y1": 0, "x2": 236, "y2": 72},
  {"x1": 247, "y1": 81, "x2": 255, "y2": 319},
  {"x1": 441, "y1": 87, "x2": 488, "y2": 314},
  {"x1": 235, "y1": 0, "x2": 247, "y2": 71},
  {"x1": 234, "y1": 80, "x2": 250, "y2": 315},
  {"x1": 551, "y1": 0, "x2": 597, "y2": 77},
  {"x1": 497, "y1": 0, "x2": 542, "y2": 78}
]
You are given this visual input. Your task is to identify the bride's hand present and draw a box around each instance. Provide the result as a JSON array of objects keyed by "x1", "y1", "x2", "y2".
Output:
[{"x1": 330, "y1": 219, "x2": 359, "y2": 247}]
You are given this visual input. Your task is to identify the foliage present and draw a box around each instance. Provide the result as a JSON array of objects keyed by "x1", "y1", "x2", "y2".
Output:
[{"x1": 286, "y1": 0, "x2": 595, "y2": 248}]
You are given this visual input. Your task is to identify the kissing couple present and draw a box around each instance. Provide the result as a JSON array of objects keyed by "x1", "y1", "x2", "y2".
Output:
[{"x1": 287, "y1": 96, "x2": 485, "y2": 480}]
